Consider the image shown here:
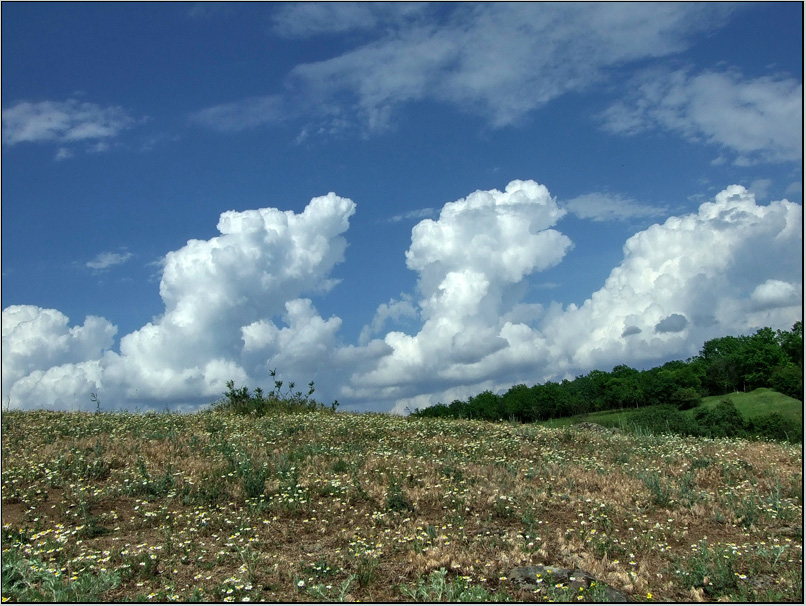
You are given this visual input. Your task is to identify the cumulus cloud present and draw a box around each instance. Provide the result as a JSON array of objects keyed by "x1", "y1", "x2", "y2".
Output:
[
  {"x1": 344, "y1": 180, "x2": 572, "y2": 404},
  {"x1": 359, "y1": 295, "x2": 418, "y2": 345},
  {"x1": 600, "y1": 68, "x2": 803, "y2": 164},
  {"x1": 1, "y1": 306, "x2": 117, "y2": 407},
  {"x1": 750, "y1": 279, "x2": 802, "y2": 310},
  {"x1": 2, "y1": 99, "x2": 137, "y2": 148},
  {"x1": 2, "y1": 181, "x2": 801, "y2": 413},
  {"x1": 542, "y1": 185, "x2": 802, "y2": 375},
  {"x1": 564, "y1": 192, "x2": 667, "y2": 222},
  {"x1": 345, "y1": 183, "x2": 801, "y2": 413},
  {"x1": 3, "y1": 194, "x2": 356, "y2": 410}
]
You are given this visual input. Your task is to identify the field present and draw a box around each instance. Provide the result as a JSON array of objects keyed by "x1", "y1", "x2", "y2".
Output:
[
  {"x1": 2, "y1": 409, "x2": 803, "y2": 602},
  {"x1": 540, "y1": 388, "x2": 803, "y2": 430}
]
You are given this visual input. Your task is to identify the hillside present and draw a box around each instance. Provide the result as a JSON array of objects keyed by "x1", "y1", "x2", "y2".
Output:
[
  {"x1": 1, "y1": 409, "x2": 802, "y2": 602},
  {"x1": 540, "y1": 388, "x2": 803, "y2": 434}
]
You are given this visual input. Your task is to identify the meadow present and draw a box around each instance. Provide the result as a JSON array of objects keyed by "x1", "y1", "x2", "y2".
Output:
[
  {"x1": 2, "y1": 408, "x2": 802, "y2": 602},
  {"x1": 540, "y1": 388, "x2": 803, "y2": 431}
]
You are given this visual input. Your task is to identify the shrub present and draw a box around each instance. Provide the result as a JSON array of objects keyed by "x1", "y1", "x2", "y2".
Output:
[
  {"x1": 212, "y1": 370, "x2": 338, "y2": 416},
  {"x1": 670, "y1": 387, "x2": 702, "y2": 410},
  {"x1": 746, "y1": 412, "x2": 803, "y2": 443},
  {"x1": 693, "y1": 399, "x2": 747, "y2": 439},
  {"x1": 625, "y1": 405, "x2": 699, "y2": 436}
]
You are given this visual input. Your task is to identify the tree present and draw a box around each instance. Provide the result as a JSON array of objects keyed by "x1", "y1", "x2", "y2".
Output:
[
  {"x1": 739, "y1": 328, "x2": 789, "y2": 391},
  {"x1": 777, "y1": 321, "x2": 803, "y2": 369},
  {"x1": 698, "y1": 335, "x2": 745, "y2": 394}
]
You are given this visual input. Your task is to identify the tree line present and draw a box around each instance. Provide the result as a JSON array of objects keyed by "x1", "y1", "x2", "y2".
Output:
[{"x1": 411, "y1": 322, "x2": 803, "y2": 422}]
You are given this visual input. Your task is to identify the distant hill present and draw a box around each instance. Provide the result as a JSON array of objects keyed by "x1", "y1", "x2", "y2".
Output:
[{"x1": 540, "y1": 388, "x2": 803, "y2": 437}]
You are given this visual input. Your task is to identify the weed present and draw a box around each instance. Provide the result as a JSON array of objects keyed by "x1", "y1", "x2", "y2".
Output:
[
  {"x1": 2, "y1": 546, "x2": 120, "y2": 602},
  {"x1": 399, "y1": 567, "x2": 504, "y2": 602}
]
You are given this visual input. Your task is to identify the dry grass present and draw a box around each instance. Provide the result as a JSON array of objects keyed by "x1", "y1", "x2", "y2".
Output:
[{"x1": 2, "y1": 409, "x2": 802, "y2": 602}]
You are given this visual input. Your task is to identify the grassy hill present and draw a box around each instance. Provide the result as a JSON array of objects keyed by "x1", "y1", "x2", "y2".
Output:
[
  {"x1": 540, "y1": 388, "x2": 803, "y2": 431},
  {"x1": 1, "y1": 409, "x2": 802, "y2": 602}
]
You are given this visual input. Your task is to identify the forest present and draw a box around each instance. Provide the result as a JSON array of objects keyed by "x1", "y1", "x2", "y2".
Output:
[{"x1": 411, "y1": 322, "x2": 803, "y2": 423}]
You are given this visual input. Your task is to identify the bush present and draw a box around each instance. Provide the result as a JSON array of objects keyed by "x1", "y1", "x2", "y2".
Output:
[
  {"x1": 670, "y1": 387, "x2": 702, "y2": 410},
  {"x1": 693, "y1": 399, "x2": 747, "y2": 439},
  {"x1": 746, "y1": 412, "x2": 803, "y2": 443},
  {"x1": 625, "y1": 405, "x2": 700, "y2": 437},
  {"x1": 212, "y1": 370, "x2": 338, "y2": 416}
]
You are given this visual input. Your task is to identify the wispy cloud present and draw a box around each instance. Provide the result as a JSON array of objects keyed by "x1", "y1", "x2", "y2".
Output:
[
  {"x1": 387, "y1": 208, "x2": 436, "y2": 223},
  {"x1": 188, "y1": 95, "x2": 287, "y2": 133},
  {"x1": 193, "y1": 3, "x2": 737, "y2": 137},
  {"x1": 86, "y1": 251, "x2": 134, "y2": 273},
  {"x1": 271, "y1": 2, "x2": 427, "y2": 38},
  {"x1": 2, "y1": 99, "x2": 138, "y2": 148},
  {"x1": 563, "y1": 192, "x2": 668, "y2": 223},
  {"x1": 600, "y1": 68, "x2": 802, "y2": 164}
]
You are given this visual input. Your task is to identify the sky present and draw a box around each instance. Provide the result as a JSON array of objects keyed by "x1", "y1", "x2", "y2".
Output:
[{"x1": 1, "y1": 2, "x2": 802, "y2": 414}]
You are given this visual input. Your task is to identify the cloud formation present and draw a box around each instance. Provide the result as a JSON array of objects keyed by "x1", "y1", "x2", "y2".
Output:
[
  {"x1": 193, "y1": 3, "x2": 736, "y2": 135},
  {"x1": 2, "y1": 99, "x2": 137, "y2": 150},
  {"x1": 86, "y1": 251, "x2": 134, "y2": 272},
  {"x1": 564, "y1": 192, "x2": 668, "y2": 222},
  {"x1": 1, "y1": 306, "x2": 116, "y2": 408},
  {"x1": 3, "y1": 193, "x2": 356, "y2": 410},
  {"x1": 1, "y1": 182, "x2": 802, "y2": 413},
  {"x1": 600, "y1": 68, "x2": 803, "y2": 164}
]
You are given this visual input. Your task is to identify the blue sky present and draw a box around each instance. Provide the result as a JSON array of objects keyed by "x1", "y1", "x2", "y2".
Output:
[{"x1": 2, "y1": 2, "x2": 802, "y2": 413}]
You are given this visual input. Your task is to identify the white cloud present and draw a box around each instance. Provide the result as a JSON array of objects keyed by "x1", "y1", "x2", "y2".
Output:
[
  {"x1": 195, "y1": 3, "x2": 735, "y2": 135},
  {"x1": 784, "y1": 181, "x2": 802, "y2": 198},
  {"x1": 387, "y1": 208, "x2": 436, "y2": 223},
  {"x1": 747, "y1": 179, "x2": 773, "y2": 201},
  {"x1": 271, "y1": 2, "x2": 426, "y2": 38},
  {"x1": 2, "y1": 182, "x2": 801, "y2": 413},
  {"x1": 2, "y1": 99, "x2": 137, "y2": 147},
  {"x1": 86, "y1": 251, "x2": 134, "y2": 272},
  {"x1": 564, "y1": 192, "x2": 667, "y2": 222},
  {"x1": 344, "y1": 179, "x2": 572, "y2": 403},
  {"x1": 188, "y1": 95, "x2": 286, "y2": 133},
  {"x1": 600, "y1": 68, "x2": 803, "y2": 164},
  {"x1": 345, "y1": 183, "x2": 801, "y2": 412},
  {"x1": 104, "y1": 193, "x2": 356, "y2": 403},
  {"x1": 750, "y1": 279, "x2": 802, "y2": 310},
  {"x1": 359, "y1": 295, "x2": 417, "y2": 345},
  {"x1": 1, "y1": 306, "x2": 117, "y2": 406},
  {"x1": 2, "y1": 194, "x2": 356, "y2": 410},
  {"x1": 542, "y1": 185, "x2": 802, "y2": 374}
]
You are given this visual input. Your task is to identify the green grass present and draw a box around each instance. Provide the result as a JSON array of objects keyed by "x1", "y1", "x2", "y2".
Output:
[
  {"x1": 697, "y1": 388, "x2": 802, "y2": 423},
  {"x1": 539, "y1": 388, "x2": 802, "y2": 432}
]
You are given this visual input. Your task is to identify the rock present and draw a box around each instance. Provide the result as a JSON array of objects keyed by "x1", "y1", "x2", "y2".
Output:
[{"x1": 509, "y1": 565, "x2": 631, "y2": 602}]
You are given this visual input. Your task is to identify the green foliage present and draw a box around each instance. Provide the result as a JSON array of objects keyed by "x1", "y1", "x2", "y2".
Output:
[
  {"x1": 670, "y1": 387, "x2": 702, "y2": 410},
  {"x1": 2, "y1": 546, "x2": 120, "y2": 602},
  {"x1": 624, "y1": 405, "x2": 700, "y2": 437},
  {"x1": 675, "y1": 541, "x2": 739, "y2": 598},
  {"x1": 399, "y1": 567, "x2": 505, "y2": 602},
  {"x1": 746, "y1": 412, "x2": 803, "y2": 443},
  {"x1": 385, "y1": 475, "x2": 413, "y2": 513},
  {"x1": 693, "y1": 399, "x2": 747, "y2": 439},
  {"x1": 409, "y1": 326, "x2": 800, "y2": 443},
  {"x1": 212, "y1": 369, "x2": 338, "y2": 416},
  {"x1": 770, "y1": 365, "x2": 803, "y2": 401}
]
